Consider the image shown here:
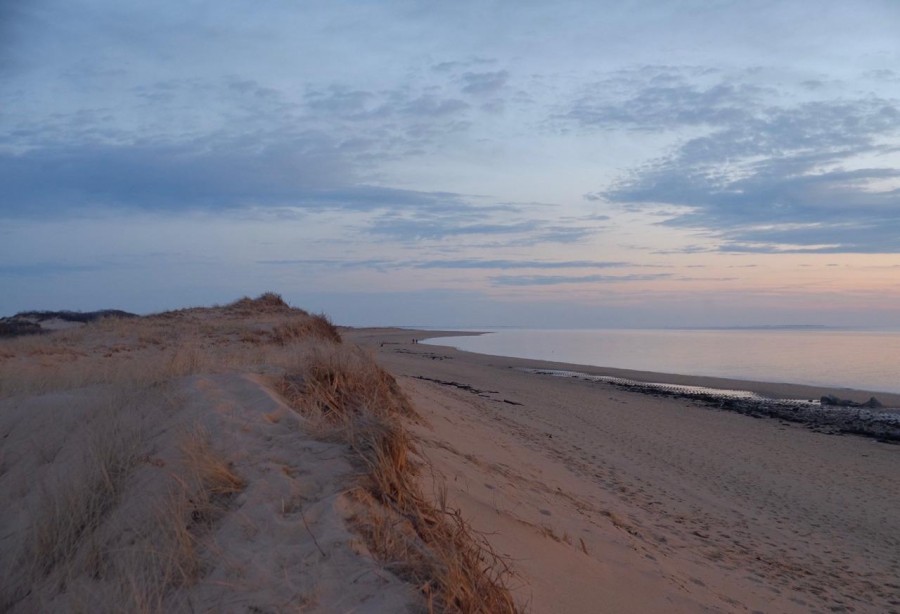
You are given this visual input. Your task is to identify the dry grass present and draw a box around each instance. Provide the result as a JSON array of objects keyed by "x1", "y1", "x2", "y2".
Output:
[
  {"x1": 93, "y1": 427, "x2": 246, "y2": 613},
  {"x1": 1, "y1": 391, "x2": 147, "y2": 611},
  {"x1": 225, "y1": 291, "x2": 295, "y2": 315},
  {"x1": 24, "y1": 405, "x2": 142, "y2": 580},
  {"x1": 0, "y1": 293, "x2": 339, "y2": 399},
  {"x1": 272, "y1": 312, "x2": 342, "y2": 345},
  {"x1": 88, "y1": 487, "x2": 203, "y2": 614},
  {"x1": 1, "y1": 293, "x2": 516, "y2": 613},
  {"x1": 1, "y1": 409, "x2": 247, "y2": 612},
  {"x1": 177, "y1": 426, "x2": 246, "y2": 526},
  {"x1": 278, "y1": 344, "x2": 518, "y2": 614},
  {"x1": 280, "y1": 345, "x2": 413, "y2": 424}
]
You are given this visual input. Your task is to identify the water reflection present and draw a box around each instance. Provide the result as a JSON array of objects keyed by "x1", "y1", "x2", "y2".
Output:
[{"x1": 424, "y1": 329, "x2": 900, "y2": 394}]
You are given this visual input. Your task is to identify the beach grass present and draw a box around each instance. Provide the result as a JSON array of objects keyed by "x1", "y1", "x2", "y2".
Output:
[
  {"x1": 278, "y1": 343, "x2": 517, "y2": 613},
  {"x1": 0, "y1": 293, "x2": 517, "y2": 613}
]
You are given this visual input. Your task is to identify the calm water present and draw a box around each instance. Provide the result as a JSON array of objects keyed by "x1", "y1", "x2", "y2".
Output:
[{"x1": 424, "y1": 329, "x2": 900, "y2": 394}]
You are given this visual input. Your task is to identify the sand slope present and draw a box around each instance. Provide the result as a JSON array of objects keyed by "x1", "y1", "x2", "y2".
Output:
[
  {"x1": 3, "y1": 298, "x2": 517, "y2": 613},
  {"x1": 354, "y1": 328, "x2": 900, "y2": 613},
  {"x1": 0, "y1": 371, "x2": 420, "y2": 612}
]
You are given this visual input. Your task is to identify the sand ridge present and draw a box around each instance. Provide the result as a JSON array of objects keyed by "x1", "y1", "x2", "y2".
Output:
[
  {"x1": 0, "y1": 368, "x2": 420, "y2": 613},
  {"x1": 1, "y1": 299, "x2": 515, "y2": 613}
]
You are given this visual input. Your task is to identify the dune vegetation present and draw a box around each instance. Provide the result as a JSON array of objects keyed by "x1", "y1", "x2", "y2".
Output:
[{"x1": 0, "y1": 293, "x2": 516, "y2": 613}]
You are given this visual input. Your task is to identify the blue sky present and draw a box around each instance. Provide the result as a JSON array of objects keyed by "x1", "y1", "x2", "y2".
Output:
[{"x1": 3, "y1": 1, "x2": 900, "y2": 327}]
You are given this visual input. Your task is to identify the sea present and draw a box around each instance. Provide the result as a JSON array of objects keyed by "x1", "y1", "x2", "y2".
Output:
[{"x1": 422, "y1": 328, "x2": 900, "y2": 394}]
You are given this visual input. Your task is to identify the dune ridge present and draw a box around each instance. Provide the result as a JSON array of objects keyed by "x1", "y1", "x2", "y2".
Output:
[{"x1": 0, "y1": 295, "x2": 515, "y2": 613}]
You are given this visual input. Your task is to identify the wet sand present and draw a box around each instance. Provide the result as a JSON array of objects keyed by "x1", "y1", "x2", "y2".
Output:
[{"x1": 349, "y1": 327, "x2": 900, "y2": 613}]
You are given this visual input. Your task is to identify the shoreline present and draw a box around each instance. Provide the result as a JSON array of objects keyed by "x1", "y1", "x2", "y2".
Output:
[
  {"x1": 349, "y1": 326, "x2": 900, "y2": 612},
  {"x1": 409, "y1": 328, "x2": 900, "y2": 442},
  {"x1": 421, "y1": 330, "x2": 900, "y2": 400},
  {"x1": 352, "y1": 326, "x2": 900, "y2": 406}
]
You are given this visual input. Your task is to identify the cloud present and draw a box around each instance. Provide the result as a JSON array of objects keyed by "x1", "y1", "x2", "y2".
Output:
[
  {"x1": 411, "y1": 259, "x2": 629, "y2": 269},
  {"x1": 432, "y1": 58, "x2": 497, "y2": 73},
  {"x1": 303, "y1": 83, "x2": 472, "y2": 124},
  {"x1": 715, "y1": 214, "x2": 900, "y2": 253},
  {"x1": 866, "y1": 69, "x2": 900, "y2": 82},
  {"x1": 256, "y1": 258, "x2": 393, "y2": 270},
  {"x1": 562, "y1": 66, "x2": 762, "y2": 130},
  {"x1": 572, "y1": 67, "x2": 900, "y2": 252},
  {"x1": 366, "y1": 210, "x2": 602, "y2": 244},
  {"x1": 0, "y1": 3, "x2": 29, "y2": 72},
  {"x1": 522, "y1": 225, "x2": 596, "y2": 245},
  {"x1": 0, "y1": 262, "x2": 104, "y2": 277},
  {"x1": 305, "y1": 86, "x2": 375, "y2": 117},
  {"x1": 459, "y1": 70, "x2": 509, "y2": 95},
  {"x1": 255, "y1": 258, "x2": 636, "y2": 272},
  {"x1": 0, "y1": 63, "x2": 499, "y2": 218},
  {"x1": 0, "y1": 135, "x2": 499, "y2": 217},
  {"x1": 0, "y1": 138, "x2": 345, "y2": 215},
  {"x1": 490, "y1": 273, "x2": 670, "y2": 286},
  {"x1": 651, "y1": 245, "x2": 715, "y2": 255},
  {"x1": 368, "y1": 216, "x2": 538, "y2": 241},
  {"x1": 402, "y1": 95, "x2": 469, "y2": 117}
]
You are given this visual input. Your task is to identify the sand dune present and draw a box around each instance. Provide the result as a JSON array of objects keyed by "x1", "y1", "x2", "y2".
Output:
[{"x1": 0, "y1": 298, "x2": 513, "y2": 613}]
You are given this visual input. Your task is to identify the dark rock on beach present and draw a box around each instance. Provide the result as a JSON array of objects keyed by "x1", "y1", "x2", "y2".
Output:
[
  {"x1": 606, "y1": 381, "x2": 899, "y2": 443},
  {"x1": 820, "y1": 394, "x2": 882, "y2": 409}
]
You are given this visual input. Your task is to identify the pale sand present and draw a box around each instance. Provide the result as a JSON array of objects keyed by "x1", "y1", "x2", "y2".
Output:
[
  {"x1": 0, "y1": 305, "x2": 428, "y2": 613},
  {"x1": 349, "y1": 328, "x2": 900, "y2": 613},
  {"x1": 1, "y1": 373, "x2": 419, "y2": 612}
]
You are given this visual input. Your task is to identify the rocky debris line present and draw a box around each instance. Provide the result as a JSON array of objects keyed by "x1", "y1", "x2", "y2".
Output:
[
  {"x1": 820, "y1": 394, "x2": 882, "y2": 408},
  {"x1": 413, "y1": 375, "x2": 498, "y2": 396},
  {"x1": 394, "y1": 348, "x2": 452, "y2": 360},
  {"x1": 614, "y1": 382, "x2": 900, "y2": 443},
  {"x1": 0, "y1": 310, "x2": 137, "y2": 337},
  {"x1": 413, "y1": 375, "x2": 523, "y2": 405},
  {"x1": 526, "y1": 369, "x2": 899, "y2": 444}
]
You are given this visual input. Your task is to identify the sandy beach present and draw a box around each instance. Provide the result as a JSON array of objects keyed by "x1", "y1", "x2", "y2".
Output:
[{"x1": 350, "y1": 328, "x2": 900, "y2": 613}]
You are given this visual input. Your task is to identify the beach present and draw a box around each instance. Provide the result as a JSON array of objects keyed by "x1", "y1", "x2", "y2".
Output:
[
  {"x1": 350, "y1": 328, "x2": 900, "y2": 613},
  {"x1": 3, "y1": 306, "x2": 898, "y2": 613}
]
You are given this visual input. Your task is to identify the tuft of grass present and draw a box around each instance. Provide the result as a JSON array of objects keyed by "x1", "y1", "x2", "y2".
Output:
[
  {"x1": 178, "y1": 427, "x2": 246, "y2": 526},
  {"x1": 278, "y1": 345, "x2": 517, "y2": 614},
  {"x1": 0, "y1": 386, "x2": 250, "y2": 613},
  {"x1": 271, "y1": 313, "x2": 342, "y2": 345},
  {"x1": 226, "y1": 291, "x2": 294, "y2": 314},
  {"x1": 0, "y1": 400, "x2": 145, "y2": 611},
  {"x1": 279, "y1": 345, "x2": 413, "y2": 425},
  {"x1": 26, "y1": 413, "x2": 142, "y2": 579},
  {"x1": 101, "y1": 427, "x2": 245, "y2": 612},
  {"x1": 110, "y1": 486, "x2": 204, "y2": 612}
]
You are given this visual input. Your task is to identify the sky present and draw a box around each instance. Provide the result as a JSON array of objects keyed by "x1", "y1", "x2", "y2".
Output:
[{"x1": 3, "y1": 0, "x2": 900, "y2": 328}]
